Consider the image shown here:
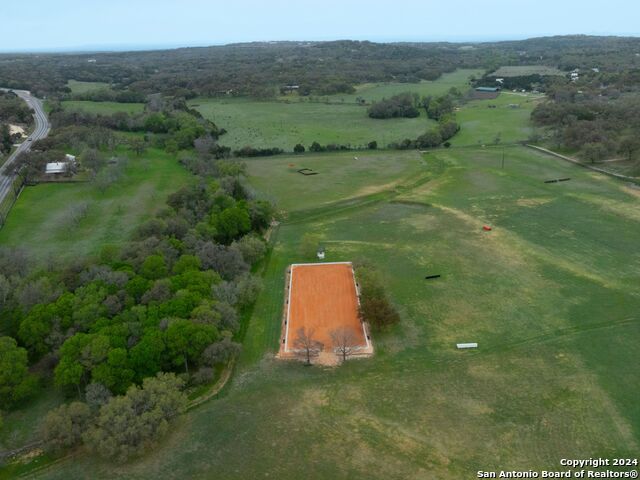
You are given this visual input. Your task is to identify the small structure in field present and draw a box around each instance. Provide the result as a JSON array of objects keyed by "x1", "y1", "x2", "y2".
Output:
[
  {"x1": 317, "y1": 247, "x2": 326, "y2": 260},
  {"x1": 475, "y1": 86, "x2": 500, "y2": 92},
  {"x1": 282, "y1": 85, "x2": 300, "y2": 94},
  {"x1": 457, "y1": 343, "x2": 478, "y2": 349}
]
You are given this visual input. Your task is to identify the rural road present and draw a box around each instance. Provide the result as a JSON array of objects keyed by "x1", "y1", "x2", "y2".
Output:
[{"x1": 0, "y1": 89, "x2": 50, "y2": 207}]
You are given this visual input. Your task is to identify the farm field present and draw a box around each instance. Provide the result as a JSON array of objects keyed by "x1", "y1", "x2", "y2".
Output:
[
  {"x1": 189, "y1": 69, "x2": 482, "y2": 151},
  {"x1": 38, "y1": 146, "x2": 640, "y2": 479},
  {"x1": 0, "y1": 148, "x2": 192, "y2": 261},
  {"x1": 60, "y1": 100, "x2": 145, "y2": 115},
  {"x1": 244, "y1": 150, "x2": 426, "y2": 212}
]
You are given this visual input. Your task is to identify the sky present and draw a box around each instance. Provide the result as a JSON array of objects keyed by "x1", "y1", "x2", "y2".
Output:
[{"x1": 1, "y1": 0, "x2": 639, "y2": 52}]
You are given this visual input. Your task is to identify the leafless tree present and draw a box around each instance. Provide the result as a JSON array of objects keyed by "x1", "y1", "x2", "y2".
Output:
[
  {"x1": 293, "y1": 327, "x2": 323, "y2": 365},
  {"x1": 330, "y1": 327, "x2": 358, "y2": 363}
]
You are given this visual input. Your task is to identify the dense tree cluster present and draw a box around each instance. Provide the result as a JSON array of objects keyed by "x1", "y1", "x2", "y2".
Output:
[
  {"x1": 532, "y1": 78, "x2": 640, "y2": 166},
  {"x1": 355, "y1": 263, "x2": 401, "y2": 331},
  {"x1": 0, "y1": 141, "x2": 273, "y2": 457},
  {"x1": 47, "y1": 99, "x2": 220, "y2": 153},
  {"x1": 0, "y1": 90, "x2": 34, "y2": 156},
  {"x1": 43, "y1": 372, "x2": 186, "y2": 461},
  {"x1": 368, "y1": 93, "x2": 420, "y2": 119},
  {"x1": 421, "y1": 91, "x2": 459, "y2": 121},
  {"x1": 0, "y1": 90, "x2": 33, "y2": 124},
  {"x1": 0, "y1": 336, "x2": 39, "y2": 409}
]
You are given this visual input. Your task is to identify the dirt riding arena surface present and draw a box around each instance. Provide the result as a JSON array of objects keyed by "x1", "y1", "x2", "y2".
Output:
[{"x1": 279, "y1": 262, "x2": 373, "y2": 364}]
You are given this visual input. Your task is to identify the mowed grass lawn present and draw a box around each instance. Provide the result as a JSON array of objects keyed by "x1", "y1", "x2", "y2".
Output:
[
  {"x1": 61, "y1": 100, "x2": 146, "y2": 115},
  {"x1": 188, "y1": 69, "x2": 482, "y2": 151},
  {"x1": 41, "y1": 147, "x2": 640, "y2": 479},
  {"x1": 0, "y1": 148, "x2": 192, "y2": 261},
  {"x1": 245, "y1": 150, "x2": 426, "y2": 212}
]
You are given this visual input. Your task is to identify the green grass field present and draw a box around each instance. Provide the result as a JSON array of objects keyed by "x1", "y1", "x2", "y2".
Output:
[
  {"x1": 0, "y1": 387, "x2": 65, "y2": 452},
  {"x1": 0, "y1": 148, "x2": 192, "y2": 261},
  {"x1": 189, "y1": 69, "x2": 482, "y2": 151},
  {"x1": 66, "y1": 80, "x2": 111, "y2": 94},
  {"x1": 245, "y1": 150, "x2": 426, "y2": 212},
  {"x1": 490, "y1": 66, "x2": 566, "y2": 77},
  {"x1": 453, "y1": 92, "x2": 544, "y2": 146},
  {"x1": 191, "y1": 98, "x2": 436, "y2": 151},
  {"x1": 61, "y1": 100, "x2": 145, "y2": 115},
  {"x1": 37, "y1": 146, "x2": 640, "y2": 479},
  {"x1": 314, "y1": 68, "x2": 484, "y2": 104}
]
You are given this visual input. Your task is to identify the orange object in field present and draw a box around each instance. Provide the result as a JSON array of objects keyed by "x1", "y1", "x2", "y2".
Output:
[
  {"x1": 284, "y1": 263, "x2": 367, "y2": 353},
  {"x1": 483, "y1": 225, "x2": 492, "y2": 231}
]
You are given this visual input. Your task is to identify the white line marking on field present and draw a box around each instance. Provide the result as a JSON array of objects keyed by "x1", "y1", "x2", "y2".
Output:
[{"x1": 284, "y1": 266, "x2": 294, "y2": 353}]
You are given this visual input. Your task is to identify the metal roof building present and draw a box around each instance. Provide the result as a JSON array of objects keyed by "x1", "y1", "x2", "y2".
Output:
[{"x1": 45, "y1": 162, "x2": 68, "y2": 174}]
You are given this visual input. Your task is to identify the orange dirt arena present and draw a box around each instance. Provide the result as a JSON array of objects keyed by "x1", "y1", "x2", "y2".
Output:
[{"x1": 279, "y1": 262, "x2": 373, "y2": 363}]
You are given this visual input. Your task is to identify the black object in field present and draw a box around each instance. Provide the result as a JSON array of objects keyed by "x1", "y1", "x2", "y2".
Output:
[
  {"x1": 544, "y1": 177, "x2": 571, "y2": 183},
  {"x1": 297, "y1": 168, "x2": 319, "y2": 176},
  {"x1": 425, "y1": 274, "x2": 441, "y2": 280}
]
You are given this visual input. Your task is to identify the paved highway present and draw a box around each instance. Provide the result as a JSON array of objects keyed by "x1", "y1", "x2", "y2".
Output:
[{"x1": 0, "y1": 89, "x2": 50, "y2": 207}]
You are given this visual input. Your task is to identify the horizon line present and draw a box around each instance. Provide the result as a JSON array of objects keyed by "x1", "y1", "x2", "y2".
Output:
[{"x1": 2, "y1": 32, "x2": 640, "y2": 55}]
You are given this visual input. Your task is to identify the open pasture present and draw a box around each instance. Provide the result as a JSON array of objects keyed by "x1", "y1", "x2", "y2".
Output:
[
  {"x1": 245, "y1": 149, "x2": 427, "y2": 212},
  {"x1": 190, "y1": 98, "x2": 435, "y2": 151},
  {"x1": 41, "y1": 146, "x2": 640, "y2": 479},
  {"x1": 316, "y1": 68, "x2": 484, "y2": 104},
  {"x1": 189, "y1": 69, "x2": 482, "y2": 151},
  {"x1": 453, "y1": 91, "x2": 544, "y2": 146}
]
